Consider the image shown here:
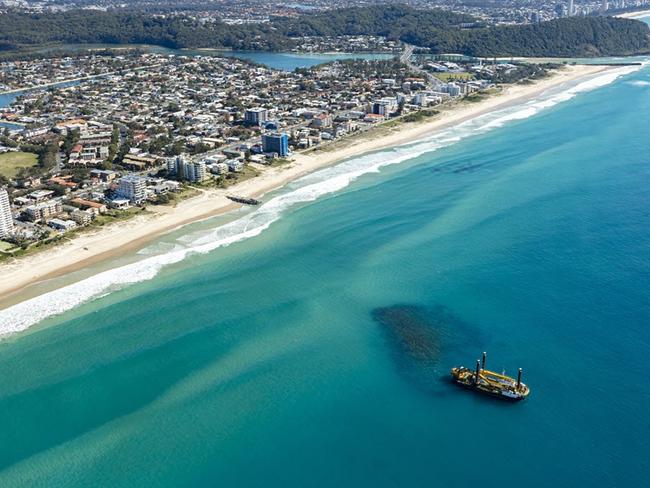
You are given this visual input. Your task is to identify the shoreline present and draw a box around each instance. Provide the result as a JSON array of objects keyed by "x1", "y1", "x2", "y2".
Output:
[
  {"x1": 616, "y1": 9, "x2": 650, "y2": 18},
  {"x1": 0, "y1": 64, "x2": 615, "y2": 307}
]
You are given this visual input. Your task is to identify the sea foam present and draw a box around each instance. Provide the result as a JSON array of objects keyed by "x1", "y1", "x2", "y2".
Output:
[
  {"x1": 626, "y1": 79, "x2": 650, "y2": 87},
  {"x1": 0, "y1": 64, "x2": 643, "y2": 336}
]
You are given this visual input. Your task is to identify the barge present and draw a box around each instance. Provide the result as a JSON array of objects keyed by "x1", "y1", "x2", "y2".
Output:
[{"x1": 451, "y1": 352, "x2": 530, "y2": 401}]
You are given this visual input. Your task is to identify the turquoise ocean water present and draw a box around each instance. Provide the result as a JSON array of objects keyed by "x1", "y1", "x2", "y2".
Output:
[{"x1": 0, "y1": 63, "x2": 649, "y2": 485}]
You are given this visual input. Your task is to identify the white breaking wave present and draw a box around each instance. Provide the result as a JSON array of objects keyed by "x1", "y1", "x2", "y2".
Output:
[
  {"x1": 626, "y1": 79, "x2": 650, "y2": 87},
  {"x1": 0, "y1": 64, "x2": 642, "y2": 336}
]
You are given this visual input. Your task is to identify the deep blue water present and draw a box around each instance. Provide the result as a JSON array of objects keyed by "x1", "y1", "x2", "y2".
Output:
[
  {"x1": 0, "y1": 121, "x2": 22, "y2": 131},
  {"x1": 0, "y1": 65, "x2": 648, "y2": 485},
  {"x1": 0, "y1": 92, "x2": 21, "y2": 110}
]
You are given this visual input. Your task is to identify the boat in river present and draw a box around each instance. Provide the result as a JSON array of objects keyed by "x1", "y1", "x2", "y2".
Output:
[
  {"x1": 227, "y1": 195, "x2": 261, "y2": 205},
  {"x1": 451, "y1": 352, "x2": 530, "y2": 401}
]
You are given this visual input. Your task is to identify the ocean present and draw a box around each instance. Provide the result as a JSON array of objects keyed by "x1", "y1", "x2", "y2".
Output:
[{"x1": 0, "y1": 63, "x2": 649, "y2": 486}]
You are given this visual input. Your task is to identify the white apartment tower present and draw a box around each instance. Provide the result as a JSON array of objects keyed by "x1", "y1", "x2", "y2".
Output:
[
  {"x1": 183, "y1": 160, "x2": 207, "y2": 183},
  {"x1": 117, "y1": 175, "x2": 147, "y2": 204},
  {"x1": 167, "y1": 156, "x2": 207, "y2": 183},
  {"x1": 0, "y1": 187, "x2": 14, "y2": 238}
]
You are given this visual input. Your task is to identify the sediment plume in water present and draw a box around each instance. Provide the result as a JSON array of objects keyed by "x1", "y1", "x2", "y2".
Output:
[{"x1": 372, "y1": 304, "x2": 473, "y2": 393}]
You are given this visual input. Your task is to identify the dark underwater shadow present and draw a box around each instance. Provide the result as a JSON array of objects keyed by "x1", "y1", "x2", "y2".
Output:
[
  {"x1": 371, "y1": 303, "x2": 482, "y2": 396},
  {"x1": 429, "y1": 160, "x2": 490, "y2": 174}
]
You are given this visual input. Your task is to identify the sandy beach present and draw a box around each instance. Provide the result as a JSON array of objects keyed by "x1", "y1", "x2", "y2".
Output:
[
  {"x1": 0, "y1": 64, "x2": 614, "y2": 304},
  {"x1": 616, "y1": 9, "x2": 650, "y2": 19}
]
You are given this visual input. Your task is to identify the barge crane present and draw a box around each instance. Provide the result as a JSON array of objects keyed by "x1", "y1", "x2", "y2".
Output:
[{"x1": 451, "y1": 352, "x2": 530, "y2": 401}]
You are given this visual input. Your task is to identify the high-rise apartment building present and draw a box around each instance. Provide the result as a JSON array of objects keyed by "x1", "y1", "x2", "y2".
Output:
[{"x1": 0, "y1": 187, "x2": 14, "y2": 238}]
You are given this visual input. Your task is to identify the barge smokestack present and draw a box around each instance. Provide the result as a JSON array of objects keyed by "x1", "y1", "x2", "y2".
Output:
[
  {"x1": 475, "y1": 359, "x2": 481, "y2": 384},
  {"x1": 482, "y1": 352, "x2": 487, "y2": 369},
  {"x1": 517, "y1": 368, "x2": 522, "y2": 389}
]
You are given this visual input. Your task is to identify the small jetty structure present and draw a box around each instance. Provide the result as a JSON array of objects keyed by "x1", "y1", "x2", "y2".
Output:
[
  {"x1": 227, "y1": 195, "x2": 261, "y2": 206},
  {"x1": 451, "y1": 352, "x2": 530, "y2": 401}
]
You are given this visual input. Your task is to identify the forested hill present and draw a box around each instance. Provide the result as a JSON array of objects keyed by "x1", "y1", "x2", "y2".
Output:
[
  {"x1": 274, "y1": 6, "x2": 476, "y2": 37},
  {"x1": 0, "y1": 5, "x2": 649, "y2": 57},
  {"x1": 276, "y1": 6, "x2": 650, "y2": 57},
  {"x1": 277, "y1": 6, "x2": 650, "y2": 57},
  {"x1": 390, "y1": 14, "x2": 650, "y2": 57},
  {"x1": 0, "y1": 10, "x2": 293, "y2": 52}
]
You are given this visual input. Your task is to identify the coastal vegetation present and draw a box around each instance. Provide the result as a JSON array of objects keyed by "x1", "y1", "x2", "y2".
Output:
[
  {"x1": 463, "y1": 89, "x2": 499, "y2": 103},
  {"x1": 0, "y1": 5, "x2": 648, "y2": 57},
  {"x1": 0, "y1": 206, "x2": 151, "y2": 262},
  {"x1": 485, "y1": 63, "x2": 558, "y2": 84},
  {"x1": 279, "y1": 6, "x2": 650, "y2": 56},
  {"x1": 0, "y1": 9, "x2": 294, "y2": 52},
  {"x1": 402, "y1": 109, "x2": 440, "y2": 123}
]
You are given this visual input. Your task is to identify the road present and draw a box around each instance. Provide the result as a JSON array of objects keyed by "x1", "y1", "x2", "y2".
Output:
[
  {"x1": 400, "y1": 43, "x2": 445, "y2": 90},
  {"x1": 400, "y1": 44, "x2": 415, "y2": 63}
]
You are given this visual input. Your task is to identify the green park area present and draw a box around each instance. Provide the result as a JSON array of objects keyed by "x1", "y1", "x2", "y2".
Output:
[
  {"x1": 0, "y1": 151, "x2": 38, "y2": 179},
  {"x1": 434, "y1": 72, "x2": 474, "y2": 82},
  {"x1": 0, "y1": 241, "x2": 14, "y2": 252}
]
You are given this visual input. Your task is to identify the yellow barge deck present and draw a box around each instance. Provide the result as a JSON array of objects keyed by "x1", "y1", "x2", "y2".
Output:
[{"x1": 451, "y1": 352, "x2": 530, "y2": 401}]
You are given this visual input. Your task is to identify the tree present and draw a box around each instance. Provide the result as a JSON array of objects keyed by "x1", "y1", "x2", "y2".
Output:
[
  {"x1": 0, "y1": 6, "x2": 647, "y2": 61},
  {"x1": 41, "y1": 142, "x2": 58, "y2": 169},
  {"x1": 108, "y1": 125, "x2": 120, "y2": 161},
  {"x1": 63, "y1": 128, "x2": 80, "y2": 156},
  {"x1": 191, "y1": 142, "x2": 211, "y2": 155},
  {"x1": 116, "y1": 128, "x2": 134, "y2": 163},
  {"x1": 166, "y1": 140, "x2": 185, "y2": 156}
]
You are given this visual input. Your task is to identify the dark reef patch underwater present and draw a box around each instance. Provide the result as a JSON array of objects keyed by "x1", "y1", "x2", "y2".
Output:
[{"x1": 371, "y1": 304, "x2": 480, "y2": 394}]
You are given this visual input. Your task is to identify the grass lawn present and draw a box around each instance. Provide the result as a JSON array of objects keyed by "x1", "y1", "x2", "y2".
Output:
[
  {"x1": 434, "y1": 72, "x2": 474, "y2": 82},
  {"x1": 0, "y1": 151, "x2": 38, "y2": 179},
  {"x1": 222, "y1": 165, "x2": 260, "y2": 187},
  {"x1": 0, "y1": 240, "x2": 14, "y2": 252}
]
